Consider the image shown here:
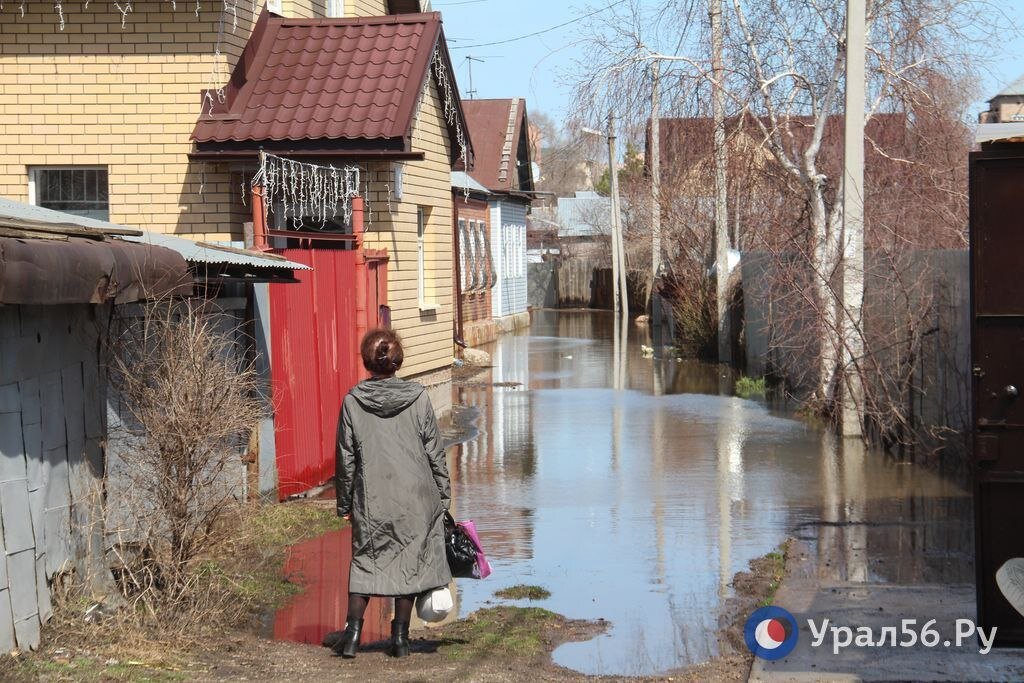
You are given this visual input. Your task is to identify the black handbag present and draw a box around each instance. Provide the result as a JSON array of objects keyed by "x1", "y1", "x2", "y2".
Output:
[{"x1": 443, "y1": 510, "x2": 479, "y2": 579}]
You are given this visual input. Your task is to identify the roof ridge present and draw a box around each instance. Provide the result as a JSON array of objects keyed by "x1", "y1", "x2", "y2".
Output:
[{"x1": 278, "y1": 11, "x2": 440, "y2": 27}]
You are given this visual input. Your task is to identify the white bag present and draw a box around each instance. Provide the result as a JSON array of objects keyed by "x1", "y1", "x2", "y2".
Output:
[{"x1": 416, "y1": 586, "x2": 454, "y2": 623}]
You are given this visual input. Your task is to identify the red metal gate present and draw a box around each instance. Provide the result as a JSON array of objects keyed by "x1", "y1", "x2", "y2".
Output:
[
  {"x1": 270, "y1": 247, "x2": 360, "y2": 498},
  {"x1": 266, "y1": 198, "x2": 389, "y2": 499}
]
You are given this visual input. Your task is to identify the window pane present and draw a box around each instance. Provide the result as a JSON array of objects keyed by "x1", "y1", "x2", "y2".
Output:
[{"x1": 35, "y1": 168, "x2": 109, "y2": 221}]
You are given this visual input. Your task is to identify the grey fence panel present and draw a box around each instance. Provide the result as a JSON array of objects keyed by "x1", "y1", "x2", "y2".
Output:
[
  {"x1": 0, "y1": 304, "x2": 111, "y2": 652},
  {"x1": 527, "y1": 262, "x2": 558, "y2": 309}
]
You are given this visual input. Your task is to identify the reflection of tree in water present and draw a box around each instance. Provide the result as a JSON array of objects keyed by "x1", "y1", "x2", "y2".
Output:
[{"x1": 450, "y1": 335, "x2": 536, "y2": 562}]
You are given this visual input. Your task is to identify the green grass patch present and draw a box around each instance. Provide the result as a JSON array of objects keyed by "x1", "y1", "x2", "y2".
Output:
[
  {"x1": 735, "y1": 375, "x2": 767, "y2": 399},
  {"x1": 494, "y1": 584, "x2": 551, "y2": 601},
  {"x1": 440, "y1": 607, "x2": 560, "y2": 661},
  {"x1": 216, "y1": 501, "x2": 346, "y2": 608},
  {"x1": 757, "y1": 543, "x2": 789, "y2": 607},
  {"x1": 247, "y1": 501, "x2": 345, "y2": 551}
]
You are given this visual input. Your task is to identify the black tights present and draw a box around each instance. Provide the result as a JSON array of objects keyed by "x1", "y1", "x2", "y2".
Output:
[{"x1": 347, "y1": 593, "x2": 415, "y2": 624}]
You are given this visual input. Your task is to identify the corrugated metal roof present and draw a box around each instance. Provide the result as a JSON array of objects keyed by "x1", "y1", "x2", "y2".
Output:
[
  {"x1": 556, "y1": 193, "x2": 616, "y2": 238},
  {"x1": 120, "y1": 232, "x2": 310, "y2": 271},
  {"x1": 976, "y1": 122, "x2": 1024, "y2": 144},
  {"x1": 451, "y1": 171, "x2": 490, "y2": 194},
  {"x1": 192, "y1": 13, "x2": 441, "y2": 145},
  {"x1": 0, "y1": 196, "x2": 307, "y2": 271}
]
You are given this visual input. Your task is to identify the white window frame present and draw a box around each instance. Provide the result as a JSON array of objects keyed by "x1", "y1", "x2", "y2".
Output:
[
  {"x1": 417, "y1": 206, "x2": 438, "y2": 311},
  {"x1": 326, "y1": 0, "x2": 346, "y2": 16},
  {"x1": 29, "y1": 165, "x2": 109, "y2": 220},
  {"x1": 267, "y1": 0, "x2": 284, "y2": 14},
  {"x1": 475, "y1": 221, "x2": 487, "y2": 290},
  {"x1": 458, "y1": 218, "x2": 468, "y2": 292}
]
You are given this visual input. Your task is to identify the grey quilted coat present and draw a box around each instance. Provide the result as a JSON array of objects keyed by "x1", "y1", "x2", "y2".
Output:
[{"x1": 336, "y1": 377, "x2": 452, "y2": 596}]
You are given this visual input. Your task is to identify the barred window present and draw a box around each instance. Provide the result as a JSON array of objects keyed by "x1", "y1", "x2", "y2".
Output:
[{"x1": 32, "y1": 168, "x2": 109, "y2": 221}]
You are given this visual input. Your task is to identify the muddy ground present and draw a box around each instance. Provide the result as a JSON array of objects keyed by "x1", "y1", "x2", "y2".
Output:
[{"x1": 0, "y1": 541, "x2": 784, "y2": 682}]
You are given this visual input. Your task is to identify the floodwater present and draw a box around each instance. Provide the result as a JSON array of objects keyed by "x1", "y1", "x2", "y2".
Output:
[{"x1": 274, "y1": 309, "x2": 973, "y2": 677}]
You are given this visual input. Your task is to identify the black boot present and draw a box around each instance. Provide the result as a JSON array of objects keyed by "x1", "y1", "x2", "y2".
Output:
[
  {"x1": 331, "y1": 619, "x2": 363, "y2": 658},
  {"x1": 388, "y1": 619, "x2": 410, "y2": 658}
]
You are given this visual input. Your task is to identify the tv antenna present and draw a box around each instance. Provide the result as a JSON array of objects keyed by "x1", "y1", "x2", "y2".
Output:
[{"x1": 462, "y1": 55, "x2": 502, "y2": 99}]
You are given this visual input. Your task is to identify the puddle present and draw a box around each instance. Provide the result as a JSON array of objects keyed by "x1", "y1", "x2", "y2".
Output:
[
  {"x1": 273, "y1": 310, "x2": 972, "y2": 677},
  {"x1": 272, "y1": 528, "x2": 392, "y2": 646}
]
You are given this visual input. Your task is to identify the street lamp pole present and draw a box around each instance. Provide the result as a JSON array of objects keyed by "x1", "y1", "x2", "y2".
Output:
[
  {"x1": 841, "y1": 0, "x2": 866, "y2": 437},
  {"x1": 608, "y1": 110, "x2": 628, "y2": 319}
]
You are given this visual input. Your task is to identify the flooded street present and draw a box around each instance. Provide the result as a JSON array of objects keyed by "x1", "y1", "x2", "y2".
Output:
[
  {"x1": 449, "y1": 310, "x2": 972, "y2": 676},
  {"x1": 273, "y1": 310, "x2": 973, "y2": 677}
]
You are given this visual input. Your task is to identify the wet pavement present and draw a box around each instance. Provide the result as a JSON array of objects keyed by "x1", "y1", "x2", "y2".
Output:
[{"x1": 274, "y1": 310, "x2": 975, "y2": 678}]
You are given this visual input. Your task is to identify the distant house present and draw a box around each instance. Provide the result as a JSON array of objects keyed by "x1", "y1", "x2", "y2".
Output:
[
  {"x1": 462, "y1": 98, "x2": 534, "y2": 332},
  {"x1": 452, "y1": 171, "x2": 496, "y2": 346},
  {"x1": 556, "y1": 191, "x2": 616, "y2": 259},
  {"x1": 980, "y1": 74, "x2": 1024, "y2": 123}
]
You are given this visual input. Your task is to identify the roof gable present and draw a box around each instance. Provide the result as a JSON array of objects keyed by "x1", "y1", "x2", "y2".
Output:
[
  {"x1": 192, "y1": 11, "x2": 470, "y2": 163},
  {"x1": 461, "y1": 98, "x2": 534, "y2": 193},
  {"x1": 993, "y1": 73, "x2": 1024, "y2": 100}
]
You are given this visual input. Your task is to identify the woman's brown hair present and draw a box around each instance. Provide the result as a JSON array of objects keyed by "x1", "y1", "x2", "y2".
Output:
[{"x1": 360, "y1": 328, "x2": 404, "y2": 376}]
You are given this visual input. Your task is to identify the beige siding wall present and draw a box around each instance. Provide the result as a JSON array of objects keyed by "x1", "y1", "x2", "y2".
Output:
[
  {"x1": 349, "y1": 0, "x2": 390, "y2": 16},
  {"x1": 0, "y1": 2, "x2": 265, "y2": 242},
  {"x1": 284, "y1": 0, "x2": 386, "y2": 18},
  {"x1": 363, "y1": 76, "x2": 454, "y2": 379},
  {"x1": 284, "y1": 0, "x2": 328, "y2": 18}
]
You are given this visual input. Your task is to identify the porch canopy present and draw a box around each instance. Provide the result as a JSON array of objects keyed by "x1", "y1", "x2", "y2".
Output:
[{"x1": 190, "y1": 11, "x2": 471, "y2": 165}]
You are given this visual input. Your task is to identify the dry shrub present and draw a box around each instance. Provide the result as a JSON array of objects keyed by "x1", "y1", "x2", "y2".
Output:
[{"x1": 106, "y1": 296, "x2": 265, "y2": 630}]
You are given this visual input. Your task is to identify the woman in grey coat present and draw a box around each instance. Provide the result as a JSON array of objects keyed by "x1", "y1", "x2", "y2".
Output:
[{"x1": 329, "y1": 329, "x2": 452, "y2": 659}]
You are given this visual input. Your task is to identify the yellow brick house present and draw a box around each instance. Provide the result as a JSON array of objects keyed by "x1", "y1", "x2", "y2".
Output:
[{"x1": 0, "y1": 1, "x2": 469, "y2": 496}]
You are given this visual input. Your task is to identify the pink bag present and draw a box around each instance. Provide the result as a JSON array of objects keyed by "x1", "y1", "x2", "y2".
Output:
[{"x1": 456, "y1": 520, "x2": 492, "y2": 579}]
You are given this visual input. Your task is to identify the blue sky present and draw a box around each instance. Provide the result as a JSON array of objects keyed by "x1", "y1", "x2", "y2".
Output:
[{"x1": 437, "y1": 0, "x2": 1024, "y2": 127}]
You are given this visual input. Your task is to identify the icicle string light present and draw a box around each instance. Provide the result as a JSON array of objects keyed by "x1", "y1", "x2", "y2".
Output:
[
  {"x1": 255, "y1": 154, "x2": 361, "y2": 230},
  {"x1": 431, "y1": 46, "x2": 469, "y2": 169}
]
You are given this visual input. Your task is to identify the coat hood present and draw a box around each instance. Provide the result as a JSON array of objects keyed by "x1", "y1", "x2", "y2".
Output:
[{"x1": 349, "y1": 377, "x2": 424, "y2": 418}]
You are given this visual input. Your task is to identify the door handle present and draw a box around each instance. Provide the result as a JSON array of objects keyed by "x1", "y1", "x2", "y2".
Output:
[{"x1": 1006, "y1": 385, "x2": 1019, "y2": 399}]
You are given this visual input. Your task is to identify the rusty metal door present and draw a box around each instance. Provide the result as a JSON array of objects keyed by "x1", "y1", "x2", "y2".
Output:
[
  {"x1": 270, "y1": 247, "x2": 360, "y2": 499},
  {"x1": 971, "y1": 148, "x2": 1024, "y2": 645}
]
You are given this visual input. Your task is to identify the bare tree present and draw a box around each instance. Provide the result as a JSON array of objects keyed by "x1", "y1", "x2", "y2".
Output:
[{"x1": 107, "y1": 296, "x2": 264, "y2": 614}]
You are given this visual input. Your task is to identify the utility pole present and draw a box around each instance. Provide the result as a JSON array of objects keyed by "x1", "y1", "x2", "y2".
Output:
[
  {"x1": 710, "y1": 0, "x2": 730, "y2": 364},
  {"x1": 608, "y1": 110, "x2": 629, "y2": 320},
  {"x1": 650, "y1": 61, "x2": 662, "y2": 287},
  {"x1": 841, "y1": 0, "x2": 866, "y2": 437}
]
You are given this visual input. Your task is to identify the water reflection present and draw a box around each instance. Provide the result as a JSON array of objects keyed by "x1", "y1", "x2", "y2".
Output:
[
  {"x1": 272, "y1": 528, "x2": 391, "y2": 646},
  {"x1": 452, "y1": 310, "x2": 971, "y2": 676},
  {"x1": 270, "y1": 310, "x2": 972, "y2": 676}
]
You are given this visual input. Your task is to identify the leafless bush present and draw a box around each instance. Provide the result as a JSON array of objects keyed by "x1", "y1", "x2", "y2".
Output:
[{"x1": 106, "y1": 296, "x2": 264, "y2": 619}]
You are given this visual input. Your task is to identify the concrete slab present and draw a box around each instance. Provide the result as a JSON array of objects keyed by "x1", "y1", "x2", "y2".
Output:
[
  {"x1": 0, "y1": 383, "x2": 18, "y2": 414},
  {"x1": 13, "y1": 614, "x2": 40, "y2": 651},
  {"x1": 0, "y1": 412, "x2": 26, "y2": 483},
  {"x1": 6, "y1": 550, "x2": 37, "y2": 622},
  {"x1": 750, "y1": 542, "x2": 1024, "y2": 682},
  {"x1": 0, "y1": 481, "x2": 34, "y2": 554},
  {"x1": 0, "y1": 589, "x2": 15, "y2": 653}
]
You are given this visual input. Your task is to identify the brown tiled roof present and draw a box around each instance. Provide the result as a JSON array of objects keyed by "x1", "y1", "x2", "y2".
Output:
[
  {"x1": 461, "y1": 98, "x2": 533, "y2": 193},
  {"x1": 192, "y1": 11, "x2": 468, "y2": 159}
]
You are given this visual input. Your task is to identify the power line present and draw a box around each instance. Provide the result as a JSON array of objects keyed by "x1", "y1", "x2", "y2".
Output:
[{"x1": 449, "y1": 0, "x2": 629, "y2": 50}]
